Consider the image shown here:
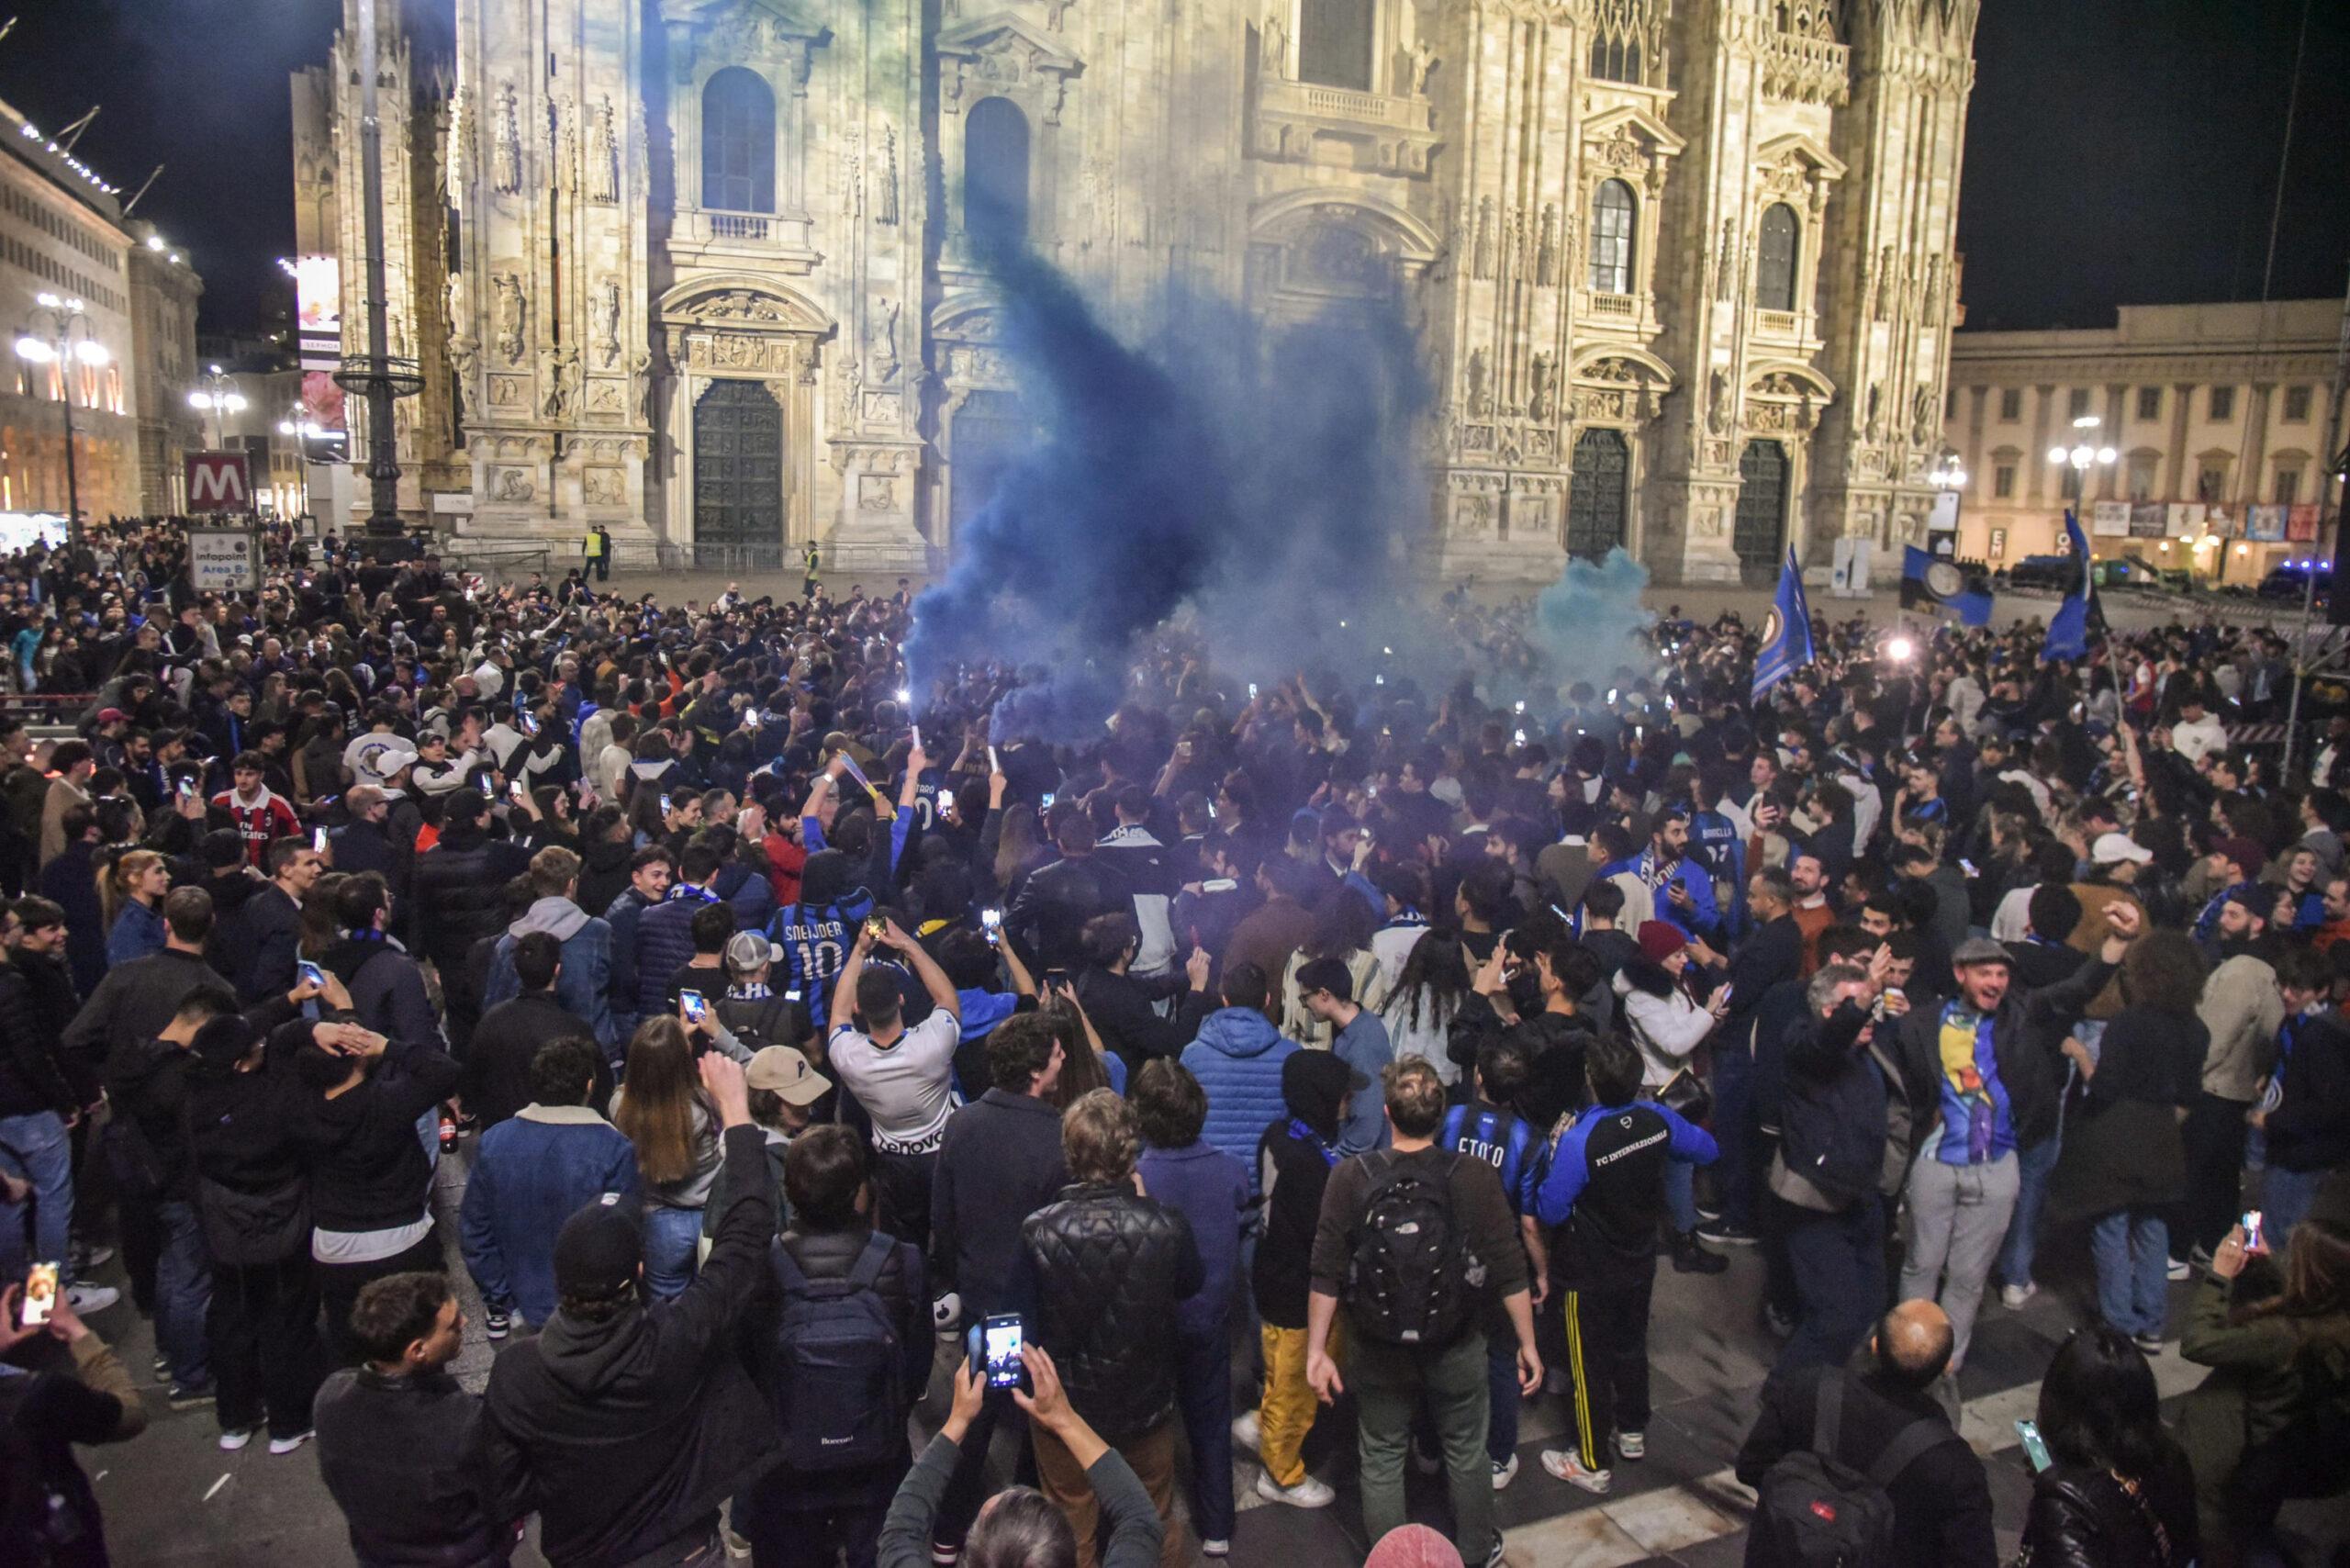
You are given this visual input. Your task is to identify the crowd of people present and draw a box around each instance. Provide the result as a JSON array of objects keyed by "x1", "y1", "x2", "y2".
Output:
[{"x1": 0, "y1": 514, "x2": 2345, "y2": 1568}]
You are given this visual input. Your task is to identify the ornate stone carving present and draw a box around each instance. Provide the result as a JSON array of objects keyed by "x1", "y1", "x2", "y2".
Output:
[
  {"x1": 1714, "y1": 218, "x2": 1737, "y2": 297},
  {"x1": 630, "y1": 350, "x2": 653, "y2": 423},
  {"x1": 1536, "y1": 204, "x2": 1560, "y2": 286},
  {"x1": 1405, "y1": 39, "x2": 1438, "y2": 95},
  {"x1": 492, "y1": 82, "x2": 521, "y2": 194},
  {"x1": 552, "y1": 94, "x2": 576, "y2": 188},
  {"x1": 584, "y1": 466, "x2": 624, "y2": 506},
  {"x1": 1260, "y1": 12, "x2": 1287, "y2": 76},
  {"x1": 1707, "y1": 369, "x2": 1733, "y2": 436},
  {"x1": 1873, "y1": 246, "x2": 1896, "y2": 321},
  {"x1": 488, "y1": 375, "x2": 524, "y2": 408},
  {"x1": 1863, "y1": 382, "x2": 1884, "y2": 442},
  {"x1": 878, "y1": 125, "x2": 900, "y2": 225},
  {"x1": 1911, "y1": 386, "x2": 1938, "y2": 447},
  {"x1": 1472, "y1": 199, "x2": 1494, "y2": 280},
  {"x1": 493, "y1": 274, "x2": 525, "y2": 364},
  {"x1": 543, "y1": 343, "x2": 577, "y2": 420},
  {"x1": 1922, "y1": 255, "x2": 1944, "y2": 325},
  {"x1": 1528, "y1": 353, "x2": 1556, "y2": 423},
  {"x1": 592, "y1": 277, "x2": 621, "y2": 368},
  {"x1": 449, "y1": 337, "x2": 479, "y2": 398},
  {"x1": 875, "y1": 297, "x2": 901, "y2": 384},
  {"x1": 490, "y1": 465, "x2": 534, "y2": 502},
  {"x1": 591, "y1": 96, "x2": 619, "y2": 203},
  {"x1": 1466, "y1": 348, "x2": 1493, "y2": 417}
]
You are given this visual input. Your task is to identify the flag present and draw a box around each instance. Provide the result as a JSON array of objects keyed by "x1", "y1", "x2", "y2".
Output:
[
  {"x1": 2043, "y1": 509, "x2": 2097, "y2": 662},
  {"x1": 1753, "y1": 545, "x2": 1815, "y2": 702},
  {"x1": 1901, "y1": 546, "x2": 1995, "y2": 627}
]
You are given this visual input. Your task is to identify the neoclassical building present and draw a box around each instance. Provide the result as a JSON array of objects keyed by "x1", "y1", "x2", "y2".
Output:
[{"x1": 294, "y1": 0, "x2": 1977, "y2": 582}]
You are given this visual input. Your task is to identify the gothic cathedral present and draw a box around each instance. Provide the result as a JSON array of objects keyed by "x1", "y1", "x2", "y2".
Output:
[{"x1": 292, "y1": 0, "x2": 1976, "y2": 583}]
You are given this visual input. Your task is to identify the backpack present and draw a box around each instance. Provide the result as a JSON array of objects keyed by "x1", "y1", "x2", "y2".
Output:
[
  {"x1": 767, "y1": 1232, "x2": 904, "y2": 1471},
  {"x1": 1344, "y1": 1150, "x2": 1473, "y2": 1347},
  {"x1": 1751, "y1": 1372, "x2": 1961, "y2": 1568}
]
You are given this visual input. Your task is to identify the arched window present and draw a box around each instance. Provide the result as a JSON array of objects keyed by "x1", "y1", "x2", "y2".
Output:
[
  {"x1": 701, "y1": 68, "x2": 775, "y2": 214},
  {"x1": 1589, "y1": 31, "x2": 1641, "y2": 84},
  {"x1": 1756, "y1": 204, "x2": 1800, "y2": 312},
  {"x1": 964, "y1": 97, "x2": 1032, "y2": 247},
  {"x1": 1299, "y1": 0, "x2": 1375, "y2": 92},
  {"x1": 1589, "y1": 180, "x2": 1636, "y2": 295}
]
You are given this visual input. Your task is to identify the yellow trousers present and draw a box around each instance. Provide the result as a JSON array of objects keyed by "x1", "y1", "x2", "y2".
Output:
[{"x1": 1258, "y1": 1321, "x2": 1342, "y2": 1487}]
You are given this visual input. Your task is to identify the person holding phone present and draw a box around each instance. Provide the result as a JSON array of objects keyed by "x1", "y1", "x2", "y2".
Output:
[
  {"x1": 2015, "y1": 1325, "x2": 2198, "y2": 1568},
  {"x1": 826, "y1": 914, "x2": 962, "y2": 1254},
  {"x1": 0, "y1": 1277, "x2": 149, "y2": 1567}
]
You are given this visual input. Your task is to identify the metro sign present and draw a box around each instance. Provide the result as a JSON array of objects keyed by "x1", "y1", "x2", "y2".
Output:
[{"x1": 185, "y1": 451, "x2": 252, "y2": 513}]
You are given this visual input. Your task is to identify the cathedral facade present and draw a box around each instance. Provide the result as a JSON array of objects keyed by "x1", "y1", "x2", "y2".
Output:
[{"x1": 295, "y1": 0, "x2": 1977, "y2": 583}]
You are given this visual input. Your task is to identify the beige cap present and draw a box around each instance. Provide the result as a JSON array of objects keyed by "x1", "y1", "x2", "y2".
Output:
[{"x1": 746, "y1": 1045, "x2": 832, "y2": 1106}]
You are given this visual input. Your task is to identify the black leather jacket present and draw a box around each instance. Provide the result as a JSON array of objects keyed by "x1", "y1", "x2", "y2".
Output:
[
  {"x1": 1019, "y1": 1183, "x2": 1203, "y2": 1445},
  {"x1": 2020, "y1": 1464, "x2": 2197, "y2": 1568},
  {"x1": 1005, "y1": 855, "x2": 1121, "y2": 974}
]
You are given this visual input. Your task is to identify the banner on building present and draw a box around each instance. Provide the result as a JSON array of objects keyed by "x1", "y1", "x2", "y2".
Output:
[
  {"x1": 2165, "y1": 502, "x2": 2203, "y2": 538},
  {"x1": 2247, "y1": 505, "x2": 2288, "y2": 543},
  {"x1": 185, "y1": 451, "x2": 252, "y2": 514},
  {"x1": 185, "y1": 529, "x2": 260, "y2": 592},
  {"x1": 2129, "y1": 502, "x2": 2167, "y2": 539},
  {"x1": 2288, "y1": 504, "x2": 2321, "y2": 542},
  {"x1": 2090, "y1": 501, "x2": 2132, "y2": 537},
  {"x1": 2205, "y1": 503, "x2": 2240, "y2": 539}
]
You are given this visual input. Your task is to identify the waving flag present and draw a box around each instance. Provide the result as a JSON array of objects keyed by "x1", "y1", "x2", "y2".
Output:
[
  {"x1": 1901, "y1": 546, "x2": 1996, "y2": 627},
  {"x1": 2043, "y1": 509, "x2": 2095, "y2": 662},
  {"x1": 1753, "y1": 545, "x2": 1815, "y2": 702}
]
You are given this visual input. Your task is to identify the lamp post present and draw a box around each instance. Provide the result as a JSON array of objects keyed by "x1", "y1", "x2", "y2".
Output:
[
  {"x1": 187, "y1": 364, "x2": 248, "y2": 452},
  {"x1": 12, "y1": 292, "x2": 108, "y2": 552},
  {"x1": 2046, "y1": 412, "x2": 2116, "y2": 561}
]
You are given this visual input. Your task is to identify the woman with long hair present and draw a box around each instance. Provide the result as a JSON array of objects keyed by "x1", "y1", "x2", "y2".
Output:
[
  {"x1": 2017, "y1": 1325, "x2": 2198, "y2": 1567},
  {"x1": 99, "y1": 848, "x2": 171, "y2": 966},
  {"x1": 989, "y1": 801, "x2": 1044, "y2": 905},
  {"x1": 1380, "y1": 927, "x2": 1472, "y2": 1088},
  {"x1": 2178, "y1": 1217, "x2": 2350, "y2": 1558},
  {"x1": 2049, "y1": 930, "x2": 2207, "y2": 1352},
  {"x1": 610, "y1": 1017, "x2": 722, "y2": 1298}
]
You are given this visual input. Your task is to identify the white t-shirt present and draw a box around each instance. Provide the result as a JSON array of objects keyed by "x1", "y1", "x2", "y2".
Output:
[{"x1": 826, "y1": 1010, "x2": 962, "y2": 1155}]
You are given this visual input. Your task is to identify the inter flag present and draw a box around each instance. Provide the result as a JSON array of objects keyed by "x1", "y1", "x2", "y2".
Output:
[
  {"x1": 1753, "y1": 545, "x2": 1815, "y2": 702},
  {"x1": 1900, "y1": 546, "x2": 1995, "y2": 627},
  {"x1": 2043, "y1": 508, "x2": 2099, "y2": 662}
]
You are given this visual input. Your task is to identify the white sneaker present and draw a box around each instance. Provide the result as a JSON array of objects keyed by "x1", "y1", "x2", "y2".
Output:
[
  {"x1": 1230, "y1": 1409, "x2": 1260, "y2": 1454},
  {"x1": 1254, "y1": 1470, "x2": 1336, "y2": 1509},
  {"x1": 267, "y1": 1428, "x2": 314, "y2": 1456},
  {"x1": 1540, "y1": 1448, "x2": 1611, "y2": 1494},
  {"x1": 2000, "y1": 1282, "x2": 2037, "y2": 1309},
  {"x1": 218, "y1": 1428, "x2": 254, "y2": 1451},
  {"x1": 2165, "y1": 1257, "x2": 2193, "y2": 1282},
  {"x1": 1202, "y1": 1541, "x2": 1230, "y2": 1558},
  {"x1": 1491, "y1": 1453, "x2": 1519, "y2": 1490},
  {"x1": 1612, "y1": 1430, "x2": 1646, "y2": 1462},
  {"x1": 64, "y1": 1283, "x2": 118, "y2": 1316}
]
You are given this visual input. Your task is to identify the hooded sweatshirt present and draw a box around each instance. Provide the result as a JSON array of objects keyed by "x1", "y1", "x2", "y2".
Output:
[
  {"x1": 1179, "y1": 1006, "x2": 1300, "y2": 1166},
  {"x1": 1250, "y1": 1051, "x2": 1353, "y2": 1328},
  {"x1": 483, "y1": 895, "x2": 617, "y2": 1047}
]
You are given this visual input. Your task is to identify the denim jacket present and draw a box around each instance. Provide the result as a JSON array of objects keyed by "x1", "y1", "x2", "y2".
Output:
[{"x1": 459, "y1": 1104, "x2": 640, "y2": 1324}]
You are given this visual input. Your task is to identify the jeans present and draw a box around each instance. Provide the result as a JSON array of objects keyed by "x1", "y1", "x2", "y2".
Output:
[
  {"x1": 2179, "y1": 1093, "x2": 2253, "y2": 1260},
  {"x1": 2262, "y1": 1165, "x2": 2327, "y2": 1245},
  {"x1": 1353, "y1": 1331, "x2": 1494, "y2": 1568},
  {"x1": 2090, "y1": 1207, "x2": 2170, "y2": 1339},
  {"x1": 1663, "y1": 1159, "x2": 1698, "y2": 1236},
  {"x1": 1772, "y1": 1193, "x2": 1884, "y2": 1381},
  {"x1": 641, "y1": 1204, "x2": 704, "y2": 1300},
  {"x1": 0, "y1": 1110, "x2": 73, "y2": 1282},
  {"x1": 153, "y1": 1200, "x2": 213, "y2": 1386},
  {"x1": 1900, "y1": 1151, "x2": 2021, "y2": 1370},
  {"x1": 1711, "y1": 1047, "x2": 1759, "y2": 1230},
  {"x1": 1485, "y1": 1336, "x2": 1519, "y2": 1465},
  {"x1": 1995, "y1": 1133, "x2": 2064, "y2": 1291},
  {"x1": 1173, "y1": 1325, "x2": 1235, "y2": 1542}
]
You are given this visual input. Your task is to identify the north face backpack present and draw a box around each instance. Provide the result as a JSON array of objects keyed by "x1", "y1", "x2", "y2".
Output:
[
  {"x1": 1751, "y1": 1372, "x2": 1960, "y2": 1567},
  {"x1": 1344, "y1": 1150, "x2": 1472, "y2": 1347},
  {"x1": 768, "y1": 1232, "x2": 904, "y2": 1471}
]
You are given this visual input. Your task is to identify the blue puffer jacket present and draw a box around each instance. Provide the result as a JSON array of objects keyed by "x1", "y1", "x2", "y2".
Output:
[
  {"x1": 1180, "y1": 1007, "x2": 1300, "y2": 1168},
  {"x1": 632, "y1": 884, "x2": 733, "y2": 1020},
  {"x1": 713, "y1": 860, "x2": 774, "y2": 931}
]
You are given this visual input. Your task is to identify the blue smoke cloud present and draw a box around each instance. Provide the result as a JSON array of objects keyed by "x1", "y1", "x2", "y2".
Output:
[{"x1": 1531, "y1": 547, "x2": 1656, "y2": 693}]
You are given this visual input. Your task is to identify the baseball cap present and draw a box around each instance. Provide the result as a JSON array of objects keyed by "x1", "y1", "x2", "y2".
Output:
[
  {"x1": 2089, "y1": 832, "x2": 2153, "y2": 868},
  {"x1": 724, "y1": 931, "x2": 778, "y2": 974},
  {"x1": 95, "y1": 707, "x2": 127, "y2": 724},
  {"x1": 745, "y1": 1045, "x2": 831, "y2": 1107},
  {"x1": 553, "y1": 1193, "x2": 642, "y2": 1299},
  {"x1": 1952, "y1": 936, "x2": 2012, "y2": 968}
]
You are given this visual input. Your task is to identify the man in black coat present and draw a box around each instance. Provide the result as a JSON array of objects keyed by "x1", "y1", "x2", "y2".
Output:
[
  {"x1": 467, "y1": 931, "x2": 604, "y2": 1128},
  {"x1": 327, "y1": 786, "x2": 400, "y2": 880},
  {"x1": 1692, "y1": 867, "x2": 1807, "y2": 1248},
  {"x1": 483, "y1": 1053, "x2": 781, "y2": 1568},
  {"x1": 1735, "y1": 1300, "x2": 1995, "y2": 1568},
  {"x1": 234, "y1": 834, "x2": 323, "y2": 1004},
  {"x1": 408, "y1": 790, "x2": 532, "y2": 1025},
  {"x1": 64, "y1": 887, "x2": 240, "y2": 1067},
  {"x1": 1006, "y1": 813, "x2": 1122, "y2": 976}
]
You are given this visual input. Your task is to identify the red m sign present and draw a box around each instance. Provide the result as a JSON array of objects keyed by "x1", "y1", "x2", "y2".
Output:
[{"x1": 185, "y1": 451, "x2": 252, "y2": 513}]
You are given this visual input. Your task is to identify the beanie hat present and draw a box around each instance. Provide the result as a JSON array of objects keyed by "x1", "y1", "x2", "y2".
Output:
[
  {"x1": 1364, "y1": 1525, "x2": 1463, "y2": 1568},
  {"x1": 1636, "y1": 920, "x2": 1687, "y2": 966},
  {"x1": 553, "y1": 1193, "x2": 643, "y2": 1300},
  {"x1": 2211, "y1": 838, "x2": 2268, "y2": 879}
]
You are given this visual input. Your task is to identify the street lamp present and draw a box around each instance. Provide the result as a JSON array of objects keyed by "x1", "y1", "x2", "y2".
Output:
[
  {"x1": 187, "y1": 364, "x2": 247, "y2": 450},
  {"x1": 1929, "y1": 451, "x2": 1968, "y2": 492},
  {"x1": 2047, "y1": 411, "x2": 2116, "y2": 562},
  {"x1": 13, "y1": 292, "x2": 109, "y2": 551}
]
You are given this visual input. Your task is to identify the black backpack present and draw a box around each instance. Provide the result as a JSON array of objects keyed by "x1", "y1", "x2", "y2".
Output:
[
  {"x1": 767, "y1": 1233, "x2": 904, "y2": 1471},
  {"x1": 1344, "y1": 1150, "x2": 1472, "y2": 1347},
  {"x1": 1751, "y1": 1372, "x2": 1961, "y2": 1568}
]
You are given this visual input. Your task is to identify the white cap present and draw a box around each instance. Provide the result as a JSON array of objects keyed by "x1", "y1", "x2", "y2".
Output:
[{"x1": 2089, "y1": 831, "x2": 2153, "y2": 867}]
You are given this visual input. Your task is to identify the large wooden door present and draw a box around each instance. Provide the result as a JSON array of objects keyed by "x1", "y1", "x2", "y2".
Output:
[
  {"x1": 693, "y1": 379, "x2": 783, "y2": 546},
  {"x1": 1736, "y1": 438, "x2": 1790, "y2": 577},
  {"x1": 1566, "y1": 429, "x2": 1629, "y2": 559}
]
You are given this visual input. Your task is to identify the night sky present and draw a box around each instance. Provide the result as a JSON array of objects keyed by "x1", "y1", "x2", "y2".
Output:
[{"x1": 1, "y1": 0, "x2": 2344, "y2": 338}]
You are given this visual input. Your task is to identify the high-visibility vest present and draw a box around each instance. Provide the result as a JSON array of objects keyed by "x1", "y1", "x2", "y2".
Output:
[{"x1": 584, "y1": 532, "x2": 603, "y2": 558}]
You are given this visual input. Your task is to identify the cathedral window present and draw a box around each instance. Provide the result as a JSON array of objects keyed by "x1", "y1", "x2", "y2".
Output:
[
  {"x1": 1756, "y1": 204, "x2": 1799, "y2": 312},
  {"x1": 1299, "y1": 0, "x2": 1375, "y2": 92},
  {"x1": 1589, "y1": 179, "x2": 1636, "y2": 295},
  {"x1": 701, "y1": 68, "x2": 776, "y2": 215},
  {"x1": 1589, "y1": 31, "x2": 1642, "y2": 84},
  {"x1": 965, "y1": 97, "x2": 1032, "y2": 247}
]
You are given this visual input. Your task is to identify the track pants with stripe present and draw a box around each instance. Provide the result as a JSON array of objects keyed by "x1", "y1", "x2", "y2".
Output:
[{"x1": 1561, "y1": 1262, "x2": 1656, "y2": 1463}]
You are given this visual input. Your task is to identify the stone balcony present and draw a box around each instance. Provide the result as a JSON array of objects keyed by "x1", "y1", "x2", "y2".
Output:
[
  {"x1": 668, "y1": 207, "x2": 822, "y2": 274},
  {"x1": 1249, "y1": 76, "x2": 1440, "y2": 176},
  {"x1": 1759, "y1": 29, "x2": 1850, "y2": 106}
]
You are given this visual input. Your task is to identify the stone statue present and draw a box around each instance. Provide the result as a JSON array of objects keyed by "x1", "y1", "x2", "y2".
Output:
[
  {"x1": 543, "y1": 343, "x2": 577, "y2": 420},
  {"x1": 593, "y1": 277, "x2": 621, "y2": 367},
  {"x1": 553, "y1": 95, "x2": 576, "y2": 188},
  {"x1": 1472, "y1": 198, "x2": 1495, "y2": 280},
  {"x1": 591, "y1": 97, "x2": 620, "y2": 203},
  {"x1": 493, "y1": 82, "x2": 521, "y2": 194},
  {"x1": 876, "y1": 297, "x2": 901, "y2": 382},
  {"x1": 1707, "y1": 368, "x2": 1732, "y2": 435},
  {"x1": 1535, "y1": 204, "x2": 1560, "y2": 286},
  {"x1": 630, "y1": 349, "x2": 653, "y2": 423},
  {"x1": 1407, "y1": 39, "x2": 1438, "y2": 95},
  {"x1": 1466, "y1": 348, "x2": 1493, "y2": 417},
  {"x1": 878, "y1": 126, "x2": 900, "y2": 225},
  {"x1": 493, "y1": 274, "x2": 524, "y2": 363},
  {"x1": 1863, "y1": 382, "x2": 1883, "y2": 442},
  {"x1": 1528, "y1": 353, "x2": 1556, "y2": 423},
  {"x1": 1873, "y1": 245, "x2": 1896, "y2": 321},
  {"x1": 449, "y1": 336, "x2": 478, "y2": 398},
  {"x1": 1261, "y1": 12, "x2": 1287, "y2": 75},
  {"x1": 1715, "y1": 218, "x2": 1737, "y2": 297},
  {"x1": 1912, "y1": 386, "x2": 1938, "y2": 446}
]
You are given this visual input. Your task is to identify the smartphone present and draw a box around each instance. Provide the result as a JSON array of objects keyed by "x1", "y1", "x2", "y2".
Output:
[
  {"x1": 20, "y1": 1261, "x2": 59, "y2": 1327},
  {"x1": 864, "y1": 914, "x2": 889, "y2": 942},
  {"x1": 680, "y1": 989, "x2": 708, "y2": 1025},
  {"x1": 519, "y1": 710, "x2": 537, "y2": 735},
  {"x1": 2242, "y1": 1209, "x2": 2265, "y2": 1252},
  {"x1": 478, "y1": 774, "x2": 496, "y2": 798},
  {"x1": 312, "y1": 826, "x2": 328, "y2": 853},
  {"x1": 1040, "y1": 791, "x2": 1056, "y2": 811},
  {"x1": 2015, "y1": 1419, "x2": 2053, "y2": 1473},
  {"x1": 980, "y1": 908, "x2": 1003, "y2": 945},
  {"x1": 987, "y1": 745, "x2": 1001, "y2": 775},
  {"x1": 297, "y1": 959, "x2": 328, "y2": 991},
  {"x1": 511, "y1": 779, "x2": 528, "y2": 803},
  {"x1": 1248, "y1": 683, "x2": 1259, "y2": 700},
  {"x1": 176, "y1": 776, "x2": 196, "y2": 801},
  {"x1": 659, "y1": 792, "x2": 673, "y2": 816},
  {"x1": 979, "y1": 1314, "x2": 1024, "y2": 1388},
  {"x1": 910, "y1": 722, "x2": 923, "y2": 750}
]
